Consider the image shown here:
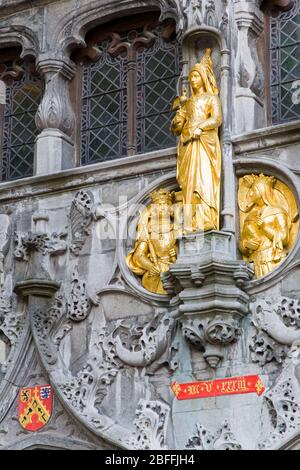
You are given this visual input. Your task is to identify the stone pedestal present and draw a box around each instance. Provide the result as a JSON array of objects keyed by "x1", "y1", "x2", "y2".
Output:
[
  {"x1": 162, "y1": 231, "x2": 253, "y2": 368},
  {"x1": 34, "y1": 129, "x2": 74, "y2": 175}
]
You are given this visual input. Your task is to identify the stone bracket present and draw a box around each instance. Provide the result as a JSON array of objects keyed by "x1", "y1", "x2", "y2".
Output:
[{"x1": 162, "y1": 231, "x2": 253, "y2": 368}]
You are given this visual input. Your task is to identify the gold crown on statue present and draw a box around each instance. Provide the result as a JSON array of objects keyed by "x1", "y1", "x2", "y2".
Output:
[
  {"x1": 243, "y1": 173, "x2": 276, "y2": 188},
  {"x1": 150, "y1": 188, "x2": 173, "y2": 204},
  {"x1": 190, "y1": 48, "x2": 219, "y2": 95}
]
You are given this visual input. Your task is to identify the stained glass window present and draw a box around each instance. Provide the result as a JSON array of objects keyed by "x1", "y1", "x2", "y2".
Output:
[
  {"x1": 1, "y1": 62, "x2": 42, "y2": 181},
  {"x1": 80, "y1": 25, "x2": 181, "y2": 165},
  {"x1": 270, "y1": 0, "x2": 300, "y2": 124}
]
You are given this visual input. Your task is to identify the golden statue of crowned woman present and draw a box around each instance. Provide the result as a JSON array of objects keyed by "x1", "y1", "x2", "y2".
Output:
[
  {"x1": 127, "y1": 48, "x2": 223, "y2": 294},
  {"x1": 171, "y1": 48, "x2": 223, "y2": 232}
]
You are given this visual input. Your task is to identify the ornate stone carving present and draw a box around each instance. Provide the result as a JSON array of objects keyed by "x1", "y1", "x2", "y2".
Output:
[
  {"x1": 69, "y1": 190, "x2": 95, "y2": 256},
  {"x1": 35, "y1": 60, "x2": 75, "y2": 137},
  {"x1": 164, "y1": 231, "x2": 252, "y2": 368},
  {"x1": 250, "y1": 330, "x2": 288, "y2": 367},
  {"x1": 0, "y1": 60, "x2": 24, "y2": 84},
  {"x1": 170, "y1": 0, "x2": 228, "y2": 33},
  {"x1": 57, "y1": 323, "x2": 118, "y2": 430},
  {"x1": 66, "y1": 268, "x2": 92, "y2": 322},
  {"x1": 186, "y1": 421, "x2": 242, "y2": 450},
  {"x1": 182, "y1": 315, "x2": 241, "y2": 368},
  {"x1": 14, "y1": 231, "x2": 67, "y2": 261},
  {"x1": 103, "y1": 310, "x2": 176, "y2": 368},
  {"x1": 0, "y1": 288, "x2": 24, "y2": 375},
  {"x1": 250, "y1": 297, "x2": 300, "y2": 366},
  {"x1": 0, "y1": 25, "x2": 38, "y2": 61},
  {"x1": 32, "y1": 295, "x2": 70, "y2": 366},
  {"x1": 279, "y1": 297, "x2": 300, "y2": 328},
  {"x1": 260, "y1": 341, "x2": 300, "y2": 449},
  {"x1": 127, "y1": 400, "x2": 170, "y2": 450}
]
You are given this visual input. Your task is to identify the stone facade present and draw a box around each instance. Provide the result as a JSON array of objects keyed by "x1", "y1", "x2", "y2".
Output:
[{"x1": 0, "y1": 0, "x2": 300, "y2": 450}]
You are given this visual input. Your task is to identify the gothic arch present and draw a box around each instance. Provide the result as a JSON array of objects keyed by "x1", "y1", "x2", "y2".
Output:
[
  {"x1": 0, "y1": 25, "x2": 38, "y2": 60},
  {"x1": 54, "y1": 0, "x2": 181, "y2": 57}
]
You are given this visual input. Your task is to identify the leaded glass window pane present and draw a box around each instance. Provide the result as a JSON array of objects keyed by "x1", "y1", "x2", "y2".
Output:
[
  {"x1": 270, "y1": 0, "x2": 300, "y2": 124},
  {"x1": 136, "y1": 31, "x2": 181, "y2": 154},
  {"x1": 81, "y1": 42, "x2": 128, "y2": 165},
  {"x1": 1, "y1": 66, "x2": 42, "y2": 181},
  {"x1": 80, "y1": 26, "x2": 181, "y2": 165}
]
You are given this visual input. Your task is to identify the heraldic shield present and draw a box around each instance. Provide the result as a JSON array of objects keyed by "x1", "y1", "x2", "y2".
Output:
[{"x1": 18, "y1": 385, "x2": 52, "y2": 431}]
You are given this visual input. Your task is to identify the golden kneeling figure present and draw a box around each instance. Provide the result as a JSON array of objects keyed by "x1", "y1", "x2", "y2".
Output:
[
  {"x1": 238, "y1": 174, "x2": 299, "y2": 278},
  {"x1": 126, "y1": 189, "x2": 178, "y2": 295}
]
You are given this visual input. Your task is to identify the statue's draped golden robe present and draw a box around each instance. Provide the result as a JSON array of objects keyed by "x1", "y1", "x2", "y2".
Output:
[{"x1": 173, "y1": 93, "x2": 222, "y2": 231}]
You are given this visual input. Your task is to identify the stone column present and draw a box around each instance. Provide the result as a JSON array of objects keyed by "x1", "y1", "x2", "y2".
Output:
[
  {"x1": 234, "y1": 1, "x2": 265, "y2": 134},
  {"x1": 35, "y1": 58, "x2": 76, "y2": 175},
  {"x1": 220, "y1": 42, "x2": 236, "y2": 234}
]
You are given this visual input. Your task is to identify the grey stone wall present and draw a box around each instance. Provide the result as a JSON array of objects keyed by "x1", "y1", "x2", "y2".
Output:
[{"x1": 0, "y1": 0, "x2": 300, "y2": 450}]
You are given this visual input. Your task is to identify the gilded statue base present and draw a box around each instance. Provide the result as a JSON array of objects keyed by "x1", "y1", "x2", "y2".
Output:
[{"x1": 162, "y1": 231, "x2": 253, "y2": 369}]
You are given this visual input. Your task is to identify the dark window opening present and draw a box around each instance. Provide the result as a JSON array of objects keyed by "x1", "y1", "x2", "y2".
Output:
[
  {"x1": 0, "y1": 52, "x2": 43, "y2": 181},
  {"x1": 72, "y1": 14, "x2": 181, "y2": 166}
]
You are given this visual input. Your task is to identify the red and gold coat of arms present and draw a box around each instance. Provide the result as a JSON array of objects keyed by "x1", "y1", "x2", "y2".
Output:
[{"x1": 18, "y1": 385, "x2": 53, "y2": 431}]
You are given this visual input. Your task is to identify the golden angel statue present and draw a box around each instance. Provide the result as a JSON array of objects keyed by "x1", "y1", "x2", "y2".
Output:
[
  {"x1": 126, "y1": 189, "x2": 178, "y2": 295},
  {"x1": 171, "y1": 48, "x2": 223, "y2": 232},
  {"x1": 238, "y1": 174, "x2": 299, "y2": 278}
]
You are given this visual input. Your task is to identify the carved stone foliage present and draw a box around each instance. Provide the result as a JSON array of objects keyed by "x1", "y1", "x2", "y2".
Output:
[
  {"x1": 31, "y1": 290, "x2": 119, "y2": 431},
  {"x1": 0, "y1": 288, "x2": 24, "y2": 375},
  {"x1": 127, "y1": 400, "x2": 170, "y2": 450},
  {"x1": 66, "y1": 268, "x2": 92, "y2": 322},
  {"x1": 69, "y1": 190, "x2": 95, "y2": 256},
  {"x1": 103, "y1": 310, "x2": 176, "y2": 369},
  {"x1": 279, "y1": 297, "x2": 300, "y2": 328},
  {"x1": 250, "y1": 330, "x2": 288, "y2": 367},
  {"x1": 182, "y1": 314, "x2": 241, "y2": 369},
  {"x1": 185, "y1": 421, "x2": 242, "y2": 450},
  {"x1": 14, "y1": 231, "x2": 67, "y2": 260},
  {"x1": 35, "y1": 61, "x2": 75, "y2": 137},
  {"x1": 250, "y1": 297, "x2": 300, "y2": 367},
  {"x1": 56, "y1": 322, "x2": 119, "y2": 430},
  {"x1": 29, "y1": 278, "x2": 179, "y2": 447},
  {"x1": 260, "y1": 342, "x2": 300, "y2": 449},
  {"x1": 32, "y1": 295, "x2": 71, "y2": 366}
]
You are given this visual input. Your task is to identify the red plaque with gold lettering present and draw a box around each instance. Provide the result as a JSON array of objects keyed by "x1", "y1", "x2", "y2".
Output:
[{"x1": 172, "y1": 375, "x2": 265, "y2": 400}]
